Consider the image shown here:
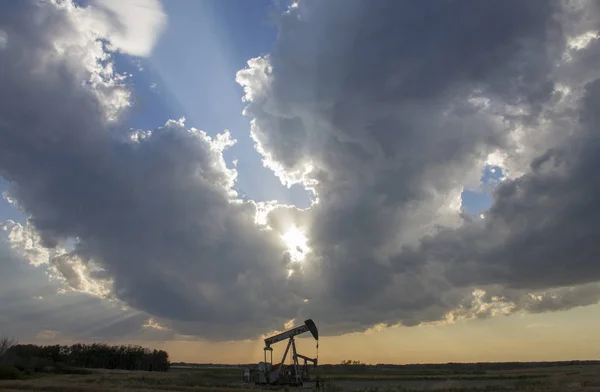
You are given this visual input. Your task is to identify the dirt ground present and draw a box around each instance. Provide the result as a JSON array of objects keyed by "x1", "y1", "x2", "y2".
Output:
[{"x1": 2, "y1": 364, "x2": 600, "y2": 391}]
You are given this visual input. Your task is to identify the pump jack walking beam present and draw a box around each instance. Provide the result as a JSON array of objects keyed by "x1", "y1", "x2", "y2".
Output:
[{"x1": 264, "y1": 319, "x2": 319, "y2": 349}]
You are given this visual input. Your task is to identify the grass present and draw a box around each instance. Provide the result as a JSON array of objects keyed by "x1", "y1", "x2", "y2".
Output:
[
  {"x1": 1, "y1": 364, "x2": 600, "y2": 391},
  {"x1": 0, "y1": 370, "x2": 254, "y2": 392},
  {"x1": 319, "y1": 373, "x2": 550, "y2": 381}
]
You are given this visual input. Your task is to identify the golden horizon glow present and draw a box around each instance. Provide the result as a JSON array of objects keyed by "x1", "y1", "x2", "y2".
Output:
[
  {"x1": 23, "y1": 304, "x2": 600, "y2": 365},
  {"x1": 133, "y1": 304, "x2": 600, "y2": 365}
]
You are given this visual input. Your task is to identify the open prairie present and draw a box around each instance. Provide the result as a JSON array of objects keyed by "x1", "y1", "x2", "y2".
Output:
[{"x1": 2, "y1": 363, "x2": 600, "y2": 391}]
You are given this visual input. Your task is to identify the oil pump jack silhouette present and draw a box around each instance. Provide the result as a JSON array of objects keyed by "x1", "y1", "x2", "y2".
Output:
[{"x1": 243, "y1": 319, "x2": 319, "y2": 386}]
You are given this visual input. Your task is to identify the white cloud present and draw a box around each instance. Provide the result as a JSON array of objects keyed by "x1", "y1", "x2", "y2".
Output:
[
  {"x1": 89, "y1": 0, "x2": 167, "y2": 57},
  {"x1": 143, "y1": 317, "x2": 169, "y2": 331},
  {"x1": 283, "y1": 318, "x2": 295, "y2": 329},
  {"x1": 3, "y1": 220, "x2": 60, "y2": 267},
  {"x1": 36, "y1": 329, "x2": 60, "y2": 340},
  {"x1": 52, "y1": 253, "x2": 114, "y2": 299},
  {"x1": 568, "y1": 31, "x2": 599, "y2": 52},
  {"x1": 2, "y1": 220, "x2": 113, "y2": 298}
]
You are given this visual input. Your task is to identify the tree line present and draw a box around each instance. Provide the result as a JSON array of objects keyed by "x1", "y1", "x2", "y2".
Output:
[
  {"x1": 7, "y1": 343, "x2": 169, "y2": 372},
  {"x1": 341, "y1": 360, "x2": 364, "y2": 366}
]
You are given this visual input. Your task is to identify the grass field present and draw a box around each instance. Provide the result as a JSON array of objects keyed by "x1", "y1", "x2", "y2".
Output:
[{"x1": 2, "y1": 363, "x2": 600, "y2": 391}]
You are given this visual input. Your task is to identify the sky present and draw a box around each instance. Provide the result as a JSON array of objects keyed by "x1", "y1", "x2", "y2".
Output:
[{"x1": 1, "y1": 0, "x2": 600, "y2": 365}]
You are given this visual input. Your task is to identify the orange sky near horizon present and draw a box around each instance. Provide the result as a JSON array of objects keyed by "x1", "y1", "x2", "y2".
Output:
[{"x1": 84, "y1": 303, "x2": 600, "y2": 365}]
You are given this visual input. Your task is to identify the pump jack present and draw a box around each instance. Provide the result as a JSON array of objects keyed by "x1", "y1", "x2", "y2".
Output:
[{"x1": 243, "y1": 319, "x2": 319, "y2": 386}]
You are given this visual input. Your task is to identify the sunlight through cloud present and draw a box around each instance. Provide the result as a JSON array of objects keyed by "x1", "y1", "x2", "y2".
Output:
[{"x1": 281, "y1": 226, "x2": 310, "y2": 262}]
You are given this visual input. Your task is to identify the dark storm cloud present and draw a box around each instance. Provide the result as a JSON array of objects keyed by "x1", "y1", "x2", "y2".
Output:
[
  {"x1": 416, "y1": 79, "x2": 600, "y2": 291},
  {"x1": 240, "y1": 0, "x2": 562, "y2": 177},
  {"x1": 0, "y1": 0, "x2": 303, "y2": 340},
  {"x1": 3, "y1": 0, "x2": 600, "y2": 342},
  {"x1": 239, "y1": 0, "x2": 600, "y2": 333}
]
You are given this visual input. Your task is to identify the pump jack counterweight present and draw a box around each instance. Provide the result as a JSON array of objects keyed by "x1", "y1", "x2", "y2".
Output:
[{"x1": 243, "y1": 319, "x2": 319, "y2": 387}]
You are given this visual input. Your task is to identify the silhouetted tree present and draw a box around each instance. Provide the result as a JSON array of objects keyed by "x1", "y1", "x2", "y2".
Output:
[
  {"x1": 0, "y1": 336, "x2": 17, "y2": 365},
  {"x1": 8, "y1": 343, "x2": 169, "y2": 372}
]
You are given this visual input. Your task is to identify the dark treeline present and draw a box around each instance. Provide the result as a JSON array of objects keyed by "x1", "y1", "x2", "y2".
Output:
[{"x1": 8, "y1": 343, "x2": 169, "y2": 372}]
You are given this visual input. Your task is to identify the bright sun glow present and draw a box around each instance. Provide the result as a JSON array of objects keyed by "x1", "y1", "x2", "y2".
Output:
[{"x1": 281, "y1": 226, "x2": 310, "y2": 262}]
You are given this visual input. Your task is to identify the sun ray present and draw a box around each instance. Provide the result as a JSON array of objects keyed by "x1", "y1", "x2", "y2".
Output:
[{"x1": 281, "y1": 226, "x2": 310, "y2": 262}]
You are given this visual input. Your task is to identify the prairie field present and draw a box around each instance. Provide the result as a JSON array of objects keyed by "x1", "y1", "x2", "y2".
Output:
[{"x1": 2, "y1": 363, "x2": 600, "y2": 392}]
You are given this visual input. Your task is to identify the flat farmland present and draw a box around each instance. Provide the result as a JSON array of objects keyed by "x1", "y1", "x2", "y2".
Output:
[{"x1": 2, "y1": 363, "x2": 600, "y2": 391}]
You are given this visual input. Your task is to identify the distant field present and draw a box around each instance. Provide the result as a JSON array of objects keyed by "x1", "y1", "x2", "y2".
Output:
[{"x1": 2, "y1": 363, "x2": 600, "y2": 391}]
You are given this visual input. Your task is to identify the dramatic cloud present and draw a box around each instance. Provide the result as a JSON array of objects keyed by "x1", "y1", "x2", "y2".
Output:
[
  {"x1": 414, "y1": 77, "x2": 600, "y2": 292},
  {"x1": 3, "y1": 0, "x2": 600, "y2": 342},
  {"x1": 0, "y1": 0, "x2": 301, "y2": 340},
  {"x1": 238, "y1": 0, "x2": 600, "y2": 333},
  {"x1": 0, "y1": 229, "x2": 163, "y2": 342}
]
